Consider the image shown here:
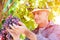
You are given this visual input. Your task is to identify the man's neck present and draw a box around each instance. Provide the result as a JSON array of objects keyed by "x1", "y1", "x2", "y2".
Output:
[{"x1": 38, "y1": 21, "x2": 49, "y2": 28}]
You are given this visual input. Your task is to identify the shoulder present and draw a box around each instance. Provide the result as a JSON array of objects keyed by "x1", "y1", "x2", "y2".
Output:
[
  {"x1": 45, "y1": 21, "x2": 60, "y2": 32},
  {"x1": 42, "y1": 24, "x2": 60, "y2": 34},
  {"x1": 48, "y1": 25, "x2": 60, "y2": 40},
  {"x1": 52, "y1": 24, "x2": 60, "y2": 34},
  {"x1": 45, "y1": 24, "x2": 60, "y2": 33}
]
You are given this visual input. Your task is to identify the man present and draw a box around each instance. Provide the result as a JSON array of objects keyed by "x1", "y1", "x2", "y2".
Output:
[
  {"x1": 32, "y1": 9, "x2": 60, "y2": 40},
  {"x1": 7, "y1": 9, "x2": 60, "y2": 40}
]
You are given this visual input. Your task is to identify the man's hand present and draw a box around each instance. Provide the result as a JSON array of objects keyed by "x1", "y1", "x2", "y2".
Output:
[
  {"x1": 6, "y1": 21, "x2": 27, "y2": 40},
  {"x1": 6, "y1": 21, "x2": 37, "y2": 40}
]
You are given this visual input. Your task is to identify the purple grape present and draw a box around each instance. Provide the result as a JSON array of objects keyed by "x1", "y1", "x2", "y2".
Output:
[
  {"x1": 0, "y1": 29, "x2": 6, "y2": 40},
  {"x1": 0, "y1": 34, "x2": 3, "y2": 40},
  {"x1": 3, "y1": 15, "x2": 20, "y2": 29},
  {"x1": 1, "y1": 29, "x2": 13, "y2": 40},
  {"x1": 6, "y1": 33, "x2": 13, "y2": 40}
]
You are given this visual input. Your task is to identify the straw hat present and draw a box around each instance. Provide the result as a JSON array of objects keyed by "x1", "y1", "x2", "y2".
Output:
[{"x1": 32, "y1": 9, "x2": 50, "y2": 15}]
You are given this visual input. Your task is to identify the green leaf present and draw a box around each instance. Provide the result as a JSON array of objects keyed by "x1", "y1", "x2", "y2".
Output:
[
  {"x1": 0, "y1": 23, "x2": 2, "y2": 29},
  {"x1": 20, "y1": 34, "x2": 25, "y2": 40},
  {"x1": 3, "y1": 0, "x2": 13, "y2": 13}
]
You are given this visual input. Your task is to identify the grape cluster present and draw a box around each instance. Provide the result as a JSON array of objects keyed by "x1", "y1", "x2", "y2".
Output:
[
  {"x1": 0, "y1": 29, "x2": 13, "y2": 40},
  {"x1": 0, "y1": 30, "x2": 4, "y2": 40},
  {"x1": 0, "y1": 15, "x2": 20, "y2": 40},
  {"x1": 3, "y1": 15, "x2": 20, "y2": 29}
]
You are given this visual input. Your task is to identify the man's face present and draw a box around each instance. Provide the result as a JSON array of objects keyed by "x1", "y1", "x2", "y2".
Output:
[{"x1": 33, "y1": 11, "x2": 48, "y2": 27}]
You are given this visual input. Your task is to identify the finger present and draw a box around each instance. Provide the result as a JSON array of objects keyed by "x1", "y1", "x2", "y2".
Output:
[
  {"x1": 13, "y1": 23, "x2": 23, "y2": 28},
  {"x1": 6, "y1": 28, "x2": 13, "y2": 33},
  {"x1": 13, "y1": 23, "x2": 18, "y2": 28},
  {"x1": 6, "y1": 29, "x2": 16, "y2": 37},
  {"x1": 9, "y1": 24, "x2": 15, "y2": 30},
  {"x1": 9, "y1": 24, "x2": 19, "y2": 32},
  {"x1": 18, "y1": 21, "x2": 25, "y2": 26},
  {"x1": 6, "y1": 28, "x2": 17, "y2": 34},
  {"x1": 12, "y1": 23, "x2": 23, "y2": 33},
  {"x1": 12, "y1": 23, "x2": 25, "y2": 33}
]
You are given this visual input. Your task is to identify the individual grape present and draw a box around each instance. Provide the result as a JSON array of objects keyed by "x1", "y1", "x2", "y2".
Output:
[
  {"x1": 3, "y1": 15, "x2": 20, "y2": 29},
  {"x1": 1, "y1": 29, "x2": 7, "y2": 35},
  {"x1": 0, "y1": 30, "x2": 5, "y2": 40}
]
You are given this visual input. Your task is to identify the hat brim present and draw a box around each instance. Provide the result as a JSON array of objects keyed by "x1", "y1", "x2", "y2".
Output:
[{"x1": 32, "y1": 9, "x2": 50, "y2": 14}]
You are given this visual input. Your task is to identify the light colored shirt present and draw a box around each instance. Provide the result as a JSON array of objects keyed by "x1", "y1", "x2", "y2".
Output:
[{"x1": 36, "y1": 21, "x2": 60, "y2": 40}]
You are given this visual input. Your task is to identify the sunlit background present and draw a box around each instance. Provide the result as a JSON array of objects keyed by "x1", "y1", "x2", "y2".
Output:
[
  {"x1": 0, "y1": 0, "x2": 60, "y2": 40},
  {"x1": 20, "y1": 0, "x2": 60, "y2": 25}
]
